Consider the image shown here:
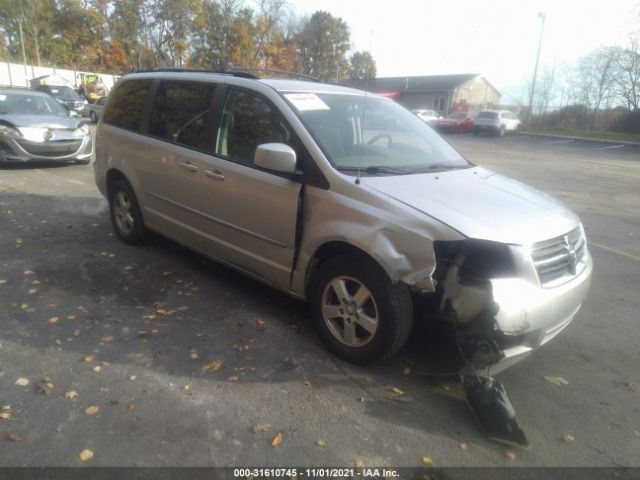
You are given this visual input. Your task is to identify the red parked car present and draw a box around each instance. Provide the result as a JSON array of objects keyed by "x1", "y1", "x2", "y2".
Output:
[{"x1": 436, "y1": 111, "x2": 474, "y2": 133}]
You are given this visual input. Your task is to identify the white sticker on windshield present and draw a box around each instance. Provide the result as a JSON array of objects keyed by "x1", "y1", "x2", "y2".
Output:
[
  {"x1": 0, "y1": 95, "x2": 6, "y2": 101},
  {"x1": 284, "y1": 93, "x2": 329, "y2": 111}
]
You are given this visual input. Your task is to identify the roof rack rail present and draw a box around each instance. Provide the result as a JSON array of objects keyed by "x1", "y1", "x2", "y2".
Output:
[
  {"x1": 133, "y1": 67, "x2": 260, "y2": 79},
  {"x1": 132, "y1": 67, "x2": 320, "y2": 82},
  {"x1": 225, "y1": 67, "x2": 321, "y2": 82}
]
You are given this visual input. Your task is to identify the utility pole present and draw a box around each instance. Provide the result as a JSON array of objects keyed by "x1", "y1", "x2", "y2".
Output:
[
  {"x1": 527, "y1": 12, "x2": 546, "y2": 127},
  {"x1": 18, "y1": 19, "x2": 28, "y2": 87}
]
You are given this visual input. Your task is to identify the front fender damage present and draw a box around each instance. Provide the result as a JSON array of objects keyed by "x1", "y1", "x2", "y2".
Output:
[{"x1": 434, "y1": 239, "x2": 531, "y2": 448}]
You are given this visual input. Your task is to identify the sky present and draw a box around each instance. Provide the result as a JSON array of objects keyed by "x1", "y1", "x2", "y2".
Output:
[{"x1": 288, "y1": 0, "x2": 638, "y2": 100}]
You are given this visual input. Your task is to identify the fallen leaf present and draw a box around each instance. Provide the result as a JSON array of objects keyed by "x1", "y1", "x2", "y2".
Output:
[
  {"x1": 65, "y1": 391, "x2": 78, "y2": 400},
  {"x1": 83, "y1": 355, "x2": 95, "y2": 363},
  {"x1": 256, "y1": 319, "x2": 266, "y2": 325},
  {"x1": 5, "y1": 432, "x2": 22, "y2": 442},
  {"x1": 563, "y1": 433, "x2": 575, "y2": 444},
  {"x1": 542, "y1": 376, "x2": 569, "y2": 386},
  {"x1": 0, "y1": 405, "x2": 11, "y2": 420},
  {"x1": 182, "y1": 384, "x2": 192, "y2": 392},
  {"x1": 459, "y1": 442, "x2": 468, "y2": 450},
  {"x1": 316, "y1": 439, "x2": 326, "y2": 447},
  {"x1": 403, "y1": 367, "x2": 411, "y2": 376},
  {"x1": 28, "y1": 288, "x2": 37, "y2": 294},
  {"x1": 20, "y1": 303, "x2": 28, "y2": 309},
  {"x1": 38, "y1": 377, "x2": 54, "y2": 396},
  {"x1": 391, "y1": 387, "x2": 405, "y2": 395},
  {"x1": 271, "y1": 432, "x2": 282, "y2": 447},
  {"x1": 0, "y1": 279, "x2": 6, "y2": 285},
  {"x1": 421, "y1": 456, "x2": 433, "y2": 465},
  {"x1": 202, "y1": 359, "x2": 222, "y2": 372},
  {"x1": 84, "y1": 406, "x2": 100, "y2": 416},
  {"x1": 252, "y1": 423, "x2": 271, "y2": 433},
  {"x1": 67, "y1": 315, "x2": 76, "y2": 320},
  {"x1": 92, "y1": 366, "x2": 102, "y2": 373},
  {"x1": 190, "y1": 352, "x2": 199, "y2": 360},
  {"x1": 355, "y1": 458, "x2": 365, "y2": 469},
  {"x1": 15, "y1": 377, "x2": 29, "y2": 386},
  {"x1": 227, "y1": 376, "x2": 238, "y2": 382},
  {"x1": 101, "y1": 335, "x2": 114, "y2": 343},
  {"x1": 79, "y1": 449, "x2": 94, "y2": 462},
  {"x1": 304, "y1": 381, "x2": 312, "y2": 387},
  {"x1": 505, "y1": 451, "x2": 516, "y2": 461},
  {"x1": 48, "y1": 317, "x2": 59, "y2": 324}
]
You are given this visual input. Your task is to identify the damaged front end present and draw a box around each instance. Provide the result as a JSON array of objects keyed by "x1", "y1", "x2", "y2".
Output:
[{"x1": 433, "y1": 236, "x2": 592, "y2": 374}]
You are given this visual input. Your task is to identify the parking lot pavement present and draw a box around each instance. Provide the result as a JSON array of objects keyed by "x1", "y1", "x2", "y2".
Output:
[{"x1": 1, "y1": 135, "x2": 639, "y2": 468}]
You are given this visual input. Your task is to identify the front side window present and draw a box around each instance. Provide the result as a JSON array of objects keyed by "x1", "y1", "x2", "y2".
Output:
[
  {"x1": 149, "y1": 82, "x2": 215, "y2": 151},
  {"x1": 284, "y1": 92, "x2": 470, "y2": 175},
  {"x1": 103, "y1": 79, "x2": 152, "y2": 132},
  {"x1": 216, "y1": 89, "x2": 291, "y2": 164}
]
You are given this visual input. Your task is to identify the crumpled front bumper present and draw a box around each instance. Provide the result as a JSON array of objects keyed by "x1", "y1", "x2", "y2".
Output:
[{"x1": 489, "y1": 254, "x2": 593, "y2": 373}]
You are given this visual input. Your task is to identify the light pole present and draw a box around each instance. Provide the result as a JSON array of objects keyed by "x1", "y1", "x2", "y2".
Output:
[{"x1": 527, "y1": 12, "x2": 546, "y2": 127}]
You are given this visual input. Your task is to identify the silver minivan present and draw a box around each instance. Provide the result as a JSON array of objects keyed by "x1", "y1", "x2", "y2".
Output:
[{"x1": 94, "y1": 71, "x2": 592, "y2": 371}]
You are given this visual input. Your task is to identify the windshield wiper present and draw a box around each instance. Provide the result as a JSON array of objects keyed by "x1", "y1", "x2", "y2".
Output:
[
  {"x1": 337, "y1": 165, "x2": 408, "y2": 175},
  {"x1": 407, "y1": 163, "x2": 471, "y2": 173}
]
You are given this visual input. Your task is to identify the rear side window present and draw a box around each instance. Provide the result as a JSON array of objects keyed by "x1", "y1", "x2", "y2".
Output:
[
  {"x1": 149, "y1": 82, "x2": 216, "y2": 151},
  {"x1": 103, "y1": 79, "x2": 152, "y2": 132}
]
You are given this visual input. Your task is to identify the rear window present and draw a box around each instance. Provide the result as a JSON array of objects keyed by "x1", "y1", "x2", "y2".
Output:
[
  {"x1": 478, "y1": 112, "x2": 498, "y2": 119},
  {"x1": 103, "y1": 79, "x2": 153, "y2": 132}
]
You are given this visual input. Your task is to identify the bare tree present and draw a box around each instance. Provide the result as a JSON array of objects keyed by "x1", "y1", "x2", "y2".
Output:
[
  {"x1": 569, "y1": 46, "x2": 619, "y2": 129},
  {"x1": 614, "y1": 37, "x2": 640, "y2": 110}
]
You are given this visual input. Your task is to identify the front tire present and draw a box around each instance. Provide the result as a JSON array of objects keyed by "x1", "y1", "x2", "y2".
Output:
[
  {"x1": 497, "y1": 126, "x2": 505, "y2": 137},
  {"x1": 309, "y1": 255, "x2": 413, "y2": 365},
  {"x1": 108, "y1": 179, "x2": 148, "y2": 245}
]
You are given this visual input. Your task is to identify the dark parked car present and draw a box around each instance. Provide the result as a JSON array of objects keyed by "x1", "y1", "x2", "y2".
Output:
[
  {"x1": 436, "y1": 111, "x2": 474, "y2": 133},
  {"x1": 0, "y1": 88, "x2": 93, "y2": 164},
  {"x1": 34, "y1": 85, "x2": 87, "y2": 115}
]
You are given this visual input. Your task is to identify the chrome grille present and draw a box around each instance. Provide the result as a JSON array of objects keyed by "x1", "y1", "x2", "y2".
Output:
[{"x1": 531, "y1": 227, "x2": 587, "y2": 287}]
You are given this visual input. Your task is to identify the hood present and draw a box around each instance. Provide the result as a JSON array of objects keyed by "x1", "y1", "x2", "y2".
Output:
[
  {"x1": 1, "y1": 114, "x2": 80, "y2": 130},
  {"x1": 362, "y1": 166, "x2": 579, "y2": 245}
]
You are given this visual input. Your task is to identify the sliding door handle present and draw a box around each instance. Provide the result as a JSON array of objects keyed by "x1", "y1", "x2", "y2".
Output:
[
  {"x1": 180, "y1": 161, "x2": 198, "y2": 172},
  {"x1": 204, "y1": 170, "x2": 225, "y2": 181}
]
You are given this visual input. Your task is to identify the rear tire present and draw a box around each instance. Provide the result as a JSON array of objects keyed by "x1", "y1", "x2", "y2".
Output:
[
  {"x1": 108, "y1": 179, "x2": 148, "y2": 245},
  {"x1": 497, "y1": 126, "x2": 505, "y2": 137},
  {"x1": 90, "y1": 111, "x2": 98, "y2": 123},
  {"x1": 309, "y1": 254, "x2": 413, "y2": 365}
]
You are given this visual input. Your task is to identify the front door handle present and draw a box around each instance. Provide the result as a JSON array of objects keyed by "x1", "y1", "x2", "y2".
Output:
[
  {"x1": 180, "y1": 161, "x2": 198, "y2": 172},
  {"x1": 204, "y1": 170, "x2": 225, "y2": 181}
]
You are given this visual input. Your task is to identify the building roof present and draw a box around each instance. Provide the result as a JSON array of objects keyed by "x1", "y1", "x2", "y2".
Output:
[{"x1": 343, "y1": 73, "x2": 490, "y2": 93}]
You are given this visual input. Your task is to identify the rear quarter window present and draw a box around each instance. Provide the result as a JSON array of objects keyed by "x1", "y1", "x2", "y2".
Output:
[{"x1": 103, "y1": 79, "x2": 153, "y2": 132}]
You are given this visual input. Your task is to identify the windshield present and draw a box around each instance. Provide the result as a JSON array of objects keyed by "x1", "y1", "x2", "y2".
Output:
[
  {"x1": 283, "y1": 92, "x2": 470, "y2": 175},
  {"x1": 447, "y1": 112, "x2": 468, "y2": 119},
  {"x1": 0, "y1": 92, "x2": 68, "y2": 116},
  {"x1": 46, "y1": 86, "x2": 81, "y2": 100}
]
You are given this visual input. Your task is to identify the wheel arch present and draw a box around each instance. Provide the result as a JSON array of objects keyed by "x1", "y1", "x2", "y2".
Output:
[{"x1": 304, "y1": 241, "x2": 395, "y2": 298}]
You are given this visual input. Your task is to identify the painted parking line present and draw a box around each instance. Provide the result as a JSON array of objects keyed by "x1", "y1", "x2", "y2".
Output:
[
  {"x1": 542, "y1": 139, "x2": 575, "y2": 145},
  {"x1": 589, "y1": 242, "x2": 640, "y2": 261},
  {"x1": 596, "y1": 144, "x2": 625, "y2": 150}
]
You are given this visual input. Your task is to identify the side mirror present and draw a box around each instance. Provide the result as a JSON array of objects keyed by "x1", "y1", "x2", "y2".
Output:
[{"x1": 254, "y1": 143, "x2": 297, "y2": 174}]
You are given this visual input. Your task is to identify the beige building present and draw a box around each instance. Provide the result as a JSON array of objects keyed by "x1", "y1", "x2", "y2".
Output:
[{"x1": 343, "y1": 74, "x2": 501, "y2": 115}]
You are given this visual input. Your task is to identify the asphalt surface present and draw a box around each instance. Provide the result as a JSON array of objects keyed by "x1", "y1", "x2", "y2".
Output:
[{"x1": 0, "y1": 132, "x2": 639, "y2": 468}]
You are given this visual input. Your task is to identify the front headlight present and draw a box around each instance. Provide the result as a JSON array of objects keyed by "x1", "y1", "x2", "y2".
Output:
[
  {"x1": 0, "y1": 124, "x2": 22, "y2": 138},
  {"x1": 73, "y1": 124, "x2": 90, "y2": 138}
]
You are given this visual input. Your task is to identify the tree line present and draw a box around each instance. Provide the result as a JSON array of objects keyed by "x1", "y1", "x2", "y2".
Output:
[
  {"x1": 0, "y1": 0, "x2": 377, "y2": 82},
  {"x1": 525, "y1": 37, "x2": 640, "y2": 134}
]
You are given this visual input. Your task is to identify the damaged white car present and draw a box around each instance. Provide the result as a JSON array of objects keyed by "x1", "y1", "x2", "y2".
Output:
[{"x1": 94, "y1": 71, "x2": 592, "y2": 373}]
